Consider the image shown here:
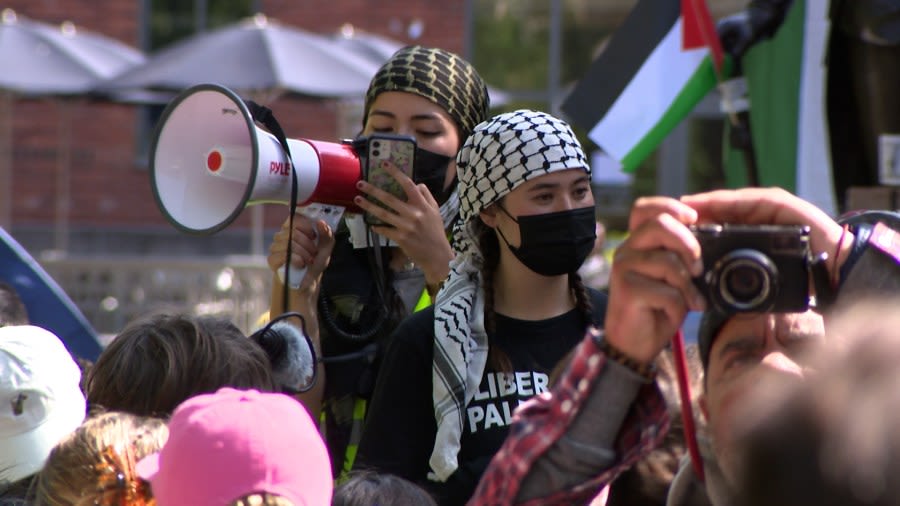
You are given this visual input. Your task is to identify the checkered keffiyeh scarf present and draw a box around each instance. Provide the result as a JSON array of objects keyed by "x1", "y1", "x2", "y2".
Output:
[
  {"x1": 428, "y1": 109, "x2": 590, "y2": 481},
  {"x1": 364, "y1": 45, "x2": 490, "y2": 144}
]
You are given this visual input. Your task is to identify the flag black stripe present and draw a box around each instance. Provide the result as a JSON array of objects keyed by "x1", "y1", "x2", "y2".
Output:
[{"x1": 561, "y1": 0, "x2": 680, "y2": 132}]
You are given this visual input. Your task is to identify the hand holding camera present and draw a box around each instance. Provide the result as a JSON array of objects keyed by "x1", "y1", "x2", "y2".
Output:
[
  {"x1": 682, "y1": 188, "x2": 853, "y2": 283},
  {"x1": 604, "y1": 188, "x2": 848, "y2": 365}
]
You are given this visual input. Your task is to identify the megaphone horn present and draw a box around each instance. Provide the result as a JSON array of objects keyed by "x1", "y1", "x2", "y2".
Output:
[{"x1": 149, "y1": 83, "x2": 363, "y2": 234}]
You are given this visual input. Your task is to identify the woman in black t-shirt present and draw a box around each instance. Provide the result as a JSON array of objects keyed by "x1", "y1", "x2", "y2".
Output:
[{"x1": 354, "y1": 110, "x2": 607, "y2": 505}]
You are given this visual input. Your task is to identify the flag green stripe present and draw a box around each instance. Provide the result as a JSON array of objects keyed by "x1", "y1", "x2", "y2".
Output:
[
  {"x1": 723, "y1": 0, "x2": 805, "y2": 192},
  {"x1": 621, "y1": 55, "x2": 725, "y2": 172}
]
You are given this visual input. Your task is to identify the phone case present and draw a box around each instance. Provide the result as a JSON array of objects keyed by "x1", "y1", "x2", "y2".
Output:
[{"x1": 364, "y1": 134, "x2": 416, "y2": 226}]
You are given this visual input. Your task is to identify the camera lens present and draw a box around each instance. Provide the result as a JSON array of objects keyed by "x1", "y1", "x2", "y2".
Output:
[
  {"x1": 371, "y1": 150, "x2": 381, "y2": 157},
  {"x1": 714, "y1": 249, "x2": 778, "y2": 312},
  {"x1": 724, "y1": 264, "x2": 763, "y2": 301}
]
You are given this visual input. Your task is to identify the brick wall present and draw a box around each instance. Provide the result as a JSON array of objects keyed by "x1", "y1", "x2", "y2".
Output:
[{"x1": 4, "y1": 0, "x2": 465, "y2": 255}]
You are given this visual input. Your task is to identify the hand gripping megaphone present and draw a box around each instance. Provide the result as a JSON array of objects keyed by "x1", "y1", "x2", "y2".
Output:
[{"x1": 149, "y1": 83, "x2": 362, "y2": 235}]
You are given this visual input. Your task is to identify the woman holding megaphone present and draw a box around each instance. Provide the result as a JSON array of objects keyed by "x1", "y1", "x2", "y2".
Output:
[{"x1": 267, "y1": 45, "x2": 491, "y2": 480}]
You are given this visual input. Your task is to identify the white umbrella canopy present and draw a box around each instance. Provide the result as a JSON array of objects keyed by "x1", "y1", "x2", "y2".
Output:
[
  {"x1": 0, "y1": 8, "x2": 145, "y2": 95},
  {"x1": 330, "y1": 24, "x2": 406, "y2": 65},
  {"x1": 0, "y1": 8, "x2": 146, "y2": 240},
  {"x1": 96, "y1": 14, "x2": 384, "y2": 100}
]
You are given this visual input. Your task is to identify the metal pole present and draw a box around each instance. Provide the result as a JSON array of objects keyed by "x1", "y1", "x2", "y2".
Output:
[
  {"x1": 55, "y1": 100, "x2": 73, "y2": 253},
  {"x1": 547, "y1": 0, "x2": 563, "y2": 115},
  {"x1": 195, "y1": 0, "x2": 208, "y2": 33},
  {"x1": 658, "y1": 121, "x2": 689, "y2": 197},
  {"x1": 0, "y1": 92, "x2": 11, "y2": 231},
  {"x1": 463, "y1": 0, "x2": 475, "y2": 61},
  {"x1": 251, "y1": 206, "x2": 264, "y2": 256},
  {"x1": 139, "y1": 0, "x2": 151, "y2": 49}
]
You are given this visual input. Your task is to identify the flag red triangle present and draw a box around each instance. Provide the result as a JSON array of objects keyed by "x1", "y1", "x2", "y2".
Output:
[{"x1": 681, "y1": 0, "x2": 724, "y2": 73}]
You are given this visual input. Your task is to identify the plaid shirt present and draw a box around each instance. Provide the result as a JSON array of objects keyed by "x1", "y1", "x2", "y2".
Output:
[{"x1": 467, "y1": 327, "x2": 670, "y2": 505}]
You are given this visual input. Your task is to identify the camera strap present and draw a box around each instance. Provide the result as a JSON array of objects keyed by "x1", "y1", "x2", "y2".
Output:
[
  {"x1": 866, "y1": 222, "x2": 900, "y2": 265},
  {"x1": 811, "y1": 253, "x2": 837, "y2": 312},
  {"x1": 245, "y1": 100, "x2": 298, "y2": 315}
]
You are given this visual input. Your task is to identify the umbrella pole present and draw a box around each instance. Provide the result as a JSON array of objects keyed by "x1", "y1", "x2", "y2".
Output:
[
  {"x1": 55, "y1": 99, "x2": 73, "y2": 253},
  {"x1": 0, "y1": 92, "x2": 12, "y2": 231}
]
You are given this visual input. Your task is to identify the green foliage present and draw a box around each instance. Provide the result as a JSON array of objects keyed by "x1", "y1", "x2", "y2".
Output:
[
  {"x1": 472, "y1": 0, "x2": 549, "y2": 91},
  {"x1": 149, "y1": 0, "x2": 252, "y2": 49},
  {"x1": 472, "y1": 0, "x2": 611, "y2": 101}
]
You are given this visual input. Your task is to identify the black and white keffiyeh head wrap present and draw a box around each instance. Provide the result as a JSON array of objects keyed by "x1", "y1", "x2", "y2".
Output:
[{"x1": 428, "y1": 109, "x2": 590, "y2": 481}]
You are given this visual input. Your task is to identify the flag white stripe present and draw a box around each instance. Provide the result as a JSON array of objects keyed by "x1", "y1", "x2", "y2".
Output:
[
  {"x1": 795, "y1": 0, "x2": 836, "y2": 215},
  {"x1": 588, "y1": 18, "x2": 708, "y2": 163}
]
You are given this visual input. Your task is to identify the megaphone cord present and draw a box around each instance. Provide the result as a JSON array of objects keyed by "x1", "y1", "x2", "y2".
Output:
[
  {"x1": 317, "y1": 228, "x2": 393, "y2": 343},
  {"x1": 317, "y1": 289, "x2": 387, "y2": 343},
  {"x1": 244, "y1": 99, "x2": 300, "y2": 315}
]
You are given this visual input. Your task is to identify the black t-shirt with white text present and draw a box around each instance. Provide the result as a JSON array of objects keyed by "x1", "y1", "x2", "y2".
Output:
[{"x1": 354, "y1": 288, "x2": 607, "y2": 506}]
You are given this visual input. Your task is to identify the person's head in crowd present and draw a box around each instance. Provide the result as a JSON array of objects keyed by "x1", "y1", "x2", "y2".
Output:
[
  {"x1": 362, "y1": 44, "x2": 490, "y2": 208},
  {"x1": 0, "y1": 282, "x2": 28, "y2": 327},
  {"x1": 689, "y1": 307, "x2": 824, "y2": 501},
  {"x1": 137, "y1": 387, "x2": 332, "y2": 506},
  {"x1": 33, "y1": 411, "x2": 166, "y2": 506},
  {"x1": 86, "y1": 313, "x2": 275, "y2": 418},
  {"x1": 332, "y1": 470, "x2": 437, "y2": 506},
  {"x1": 733, "y1": 298, "x2": 900, "y2": 506},
  {"x1": 0, "y1": 326, "x2": 86, "y2": 499}
]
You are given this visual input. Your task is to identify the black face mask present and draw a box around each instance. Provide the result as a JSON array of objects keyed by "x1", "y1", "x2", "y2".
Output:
[
  {"x1": 414, "y1": 146, "x2": 455, "y2": 206},
  {"x1": 496, "y1": 206, "x2": 597, "y2": 277}
]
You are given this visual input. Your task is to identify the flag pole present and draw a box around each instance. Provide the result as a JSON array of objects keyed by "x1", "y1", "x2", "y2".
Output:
[
  {"x1": 671, "y1": 0, "x2": 762, "y2": 484},
  {"x1": 685, "y1": 0, "x2": 760, "y2": 186}
]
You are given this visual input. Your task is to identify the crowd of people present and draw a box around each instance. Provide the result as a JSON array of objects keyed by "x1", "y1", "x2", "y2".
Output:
[{"x1": 3, "y1": 34, "x2": 900, "y2": 506}]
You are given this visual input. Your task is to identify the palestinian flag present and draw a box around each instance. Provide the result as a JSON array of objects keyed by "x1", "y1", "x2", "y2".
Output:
[
  {"x1": 722, "y1": 0, "x2": 836, "y2": 215},
  {"x1": 562, "y1": 0, "x2": 725, "y2": 173}
]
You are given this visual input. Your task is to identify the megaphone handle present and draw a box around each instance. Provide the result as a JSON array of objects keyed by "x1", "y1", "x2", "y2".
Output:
[
  {"x1": 276, "y1": 203, "x2": 346, "y2": 290},
  {"x1": 278, "y1": 264, "x2": 308, "y2": 290}
]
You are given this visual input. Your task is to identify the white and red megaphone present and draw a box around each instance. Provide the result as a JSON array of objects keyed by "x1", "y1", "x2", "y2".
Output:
[{"x1": 150, "y1": 83, "x2": 362, "y2": 234}]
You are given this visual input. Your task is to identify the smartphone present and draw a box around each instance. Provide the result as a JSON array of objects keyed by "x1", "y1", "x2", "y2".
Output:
[{"x1": 364, "y1": 133, "x2": 416, "y2": 226}]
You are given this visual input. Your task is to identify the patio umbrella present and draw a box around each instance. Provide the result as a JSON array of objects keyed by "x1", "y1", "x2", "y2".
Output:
[
  {"x1": 0, "y1": 8, "x2": 143, "y2": 357},
  {"x1": 330, "y1": 24, "x2": 406, "y2": 65},
  {"x1": 0, "y1": 8, "x2": 145, "y2": 237},
  {"x1": 0, "y1": 9, "x2": 144, "y2": 96},
  {"x1": 95, "y1": 14, "x2": 383, "y2": 103}
]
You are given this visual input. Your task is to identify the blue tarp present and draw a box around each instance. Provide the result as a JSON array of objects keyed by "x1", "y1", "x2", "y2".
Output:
[{"x1": 0, "y1": 227, "x2": 102, "y2": 361}]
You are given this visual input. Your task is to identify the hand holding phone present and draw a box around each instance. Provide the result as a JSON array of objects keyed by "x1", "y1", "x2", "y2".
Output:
[{"x1": 364, "y1": 134, "x2": 416, "y2": 226}]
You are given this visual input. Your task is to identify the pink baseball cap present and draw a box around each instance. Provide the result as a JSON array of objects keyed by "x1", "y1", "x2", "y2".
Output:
[{"x1": 136, "y1": 388, "x2": 332, "y2": 506}]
